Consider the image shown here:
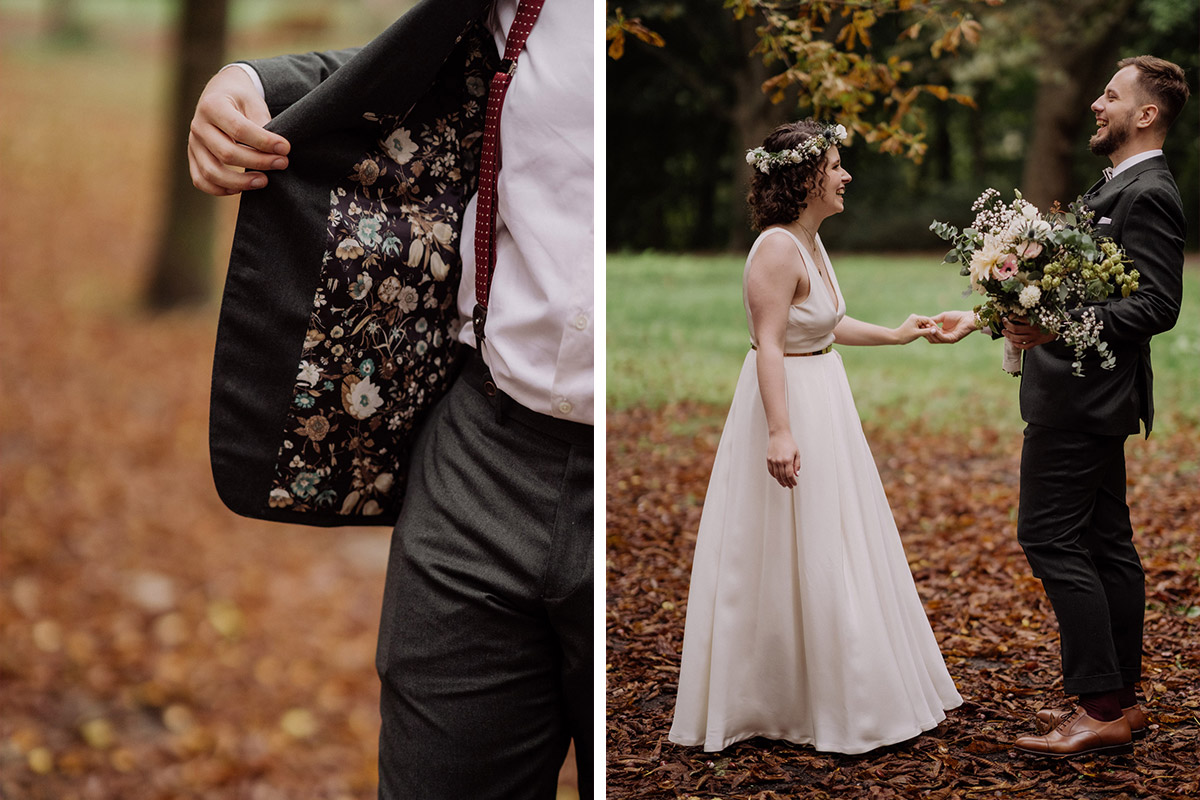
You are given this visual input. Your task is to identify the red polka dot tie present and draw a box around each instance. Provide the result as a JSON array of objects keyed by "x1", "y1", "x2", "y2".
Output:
[{"x1": 472, "y1": 0, "x2": 545, "y2": 343}]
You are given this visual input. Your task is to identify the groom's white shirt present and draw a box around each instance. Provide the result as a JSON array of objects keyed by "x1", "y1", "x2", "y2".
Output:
[{"x1": 1110, "y1": 148, "x2": 1162, "y2": 176}]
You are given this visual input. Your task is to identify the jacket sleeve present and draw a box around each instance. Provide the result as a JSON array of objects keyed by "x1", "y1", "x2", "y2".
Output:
[
  {"x1": 241, "y1": 49, "x2": 363, "y2": 117},
  {"x1": 1089, "y1": 182, "x2": 1185, "y2": 343}
]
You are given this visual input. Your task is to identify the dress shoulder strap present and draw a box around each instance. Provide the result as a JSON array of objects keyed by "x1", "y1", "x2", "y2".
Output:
[
  {"x1": 757, "y1": 226, "x2": 804, "y2": 251},
  {"x1": 749, "y1": 226, "x2": 820, "y2": 278}
]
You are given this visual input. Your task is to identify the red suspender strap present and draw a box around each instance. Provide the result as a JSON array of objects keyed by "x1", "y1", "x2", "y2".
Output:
[{"x1": 472, "y1": 0, "x2": 545, "y2": 343}]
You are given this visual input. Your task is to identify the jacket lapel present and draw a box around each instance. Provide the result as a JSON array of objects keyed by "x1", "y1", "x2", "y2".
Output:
[{"x1": 1083, "y1": 155, "x2": 1169, "y2": 221}]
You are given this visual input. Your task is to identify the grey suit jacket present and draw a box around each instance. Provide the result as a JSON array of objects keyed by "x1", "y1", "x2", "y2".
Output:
[
  {"x1": 209, "y1": 0, "x2": 497, "y2": 526},
  {"x1": 1019, "y1": 156, "x2": 1186, "y2": 437}
]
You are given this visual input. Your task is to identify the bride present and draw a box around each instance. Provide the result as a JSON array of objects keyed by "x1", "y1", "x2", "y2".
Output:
[{"x1": 668, "y1": 119, "x2": 963, "y2": 754}]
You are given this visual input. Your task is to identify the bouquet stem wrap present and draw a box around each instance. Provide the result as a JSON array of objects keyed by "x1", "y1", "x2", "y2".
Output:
[{"x1": 1002, "y1": 339, "x2": 1022, "y2": 375}]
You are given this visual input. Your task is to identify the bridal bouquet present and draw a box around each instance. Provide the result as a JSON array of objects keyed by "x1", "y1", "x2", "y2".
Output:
[{"x1": 930, "y1": 188, "x2": 1138, "y2": 377}]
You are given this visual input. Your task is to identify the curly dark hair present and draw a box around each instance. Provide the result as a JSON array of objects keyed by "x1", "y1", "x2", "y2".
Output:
[{"x1": 746, "y1": 120, "x2": 835, "y2": 231}]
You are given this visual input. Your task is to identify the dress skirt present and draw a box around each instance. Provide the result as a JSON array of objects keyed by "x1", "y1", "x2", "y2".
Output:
[{"x1": 668, "y1": 349, "x2": 962, "y2": 754}]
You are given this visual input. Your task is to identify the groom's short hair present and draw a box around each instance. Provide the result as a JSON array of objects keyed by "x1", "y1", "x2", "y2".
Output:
[{"x1": 1117, "y1": 55, "x2": 1190, "y2": 131}]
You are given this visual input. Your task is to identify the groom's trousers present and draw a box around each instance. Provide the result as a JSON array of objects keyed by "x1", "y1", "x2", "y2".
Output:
[
  {"x1": 374, "y1": 351, "x2": 594, "y2": 800},
  {"x1": 1016, "y1": 423, "x2": 1144, "y2": 696}
]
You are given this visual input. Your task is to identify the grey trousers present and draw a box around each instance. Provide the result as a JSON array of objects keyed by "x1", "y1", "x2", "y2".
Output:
[{"x1": 376, "y1": 351, "x2": 593, "y2": 799}]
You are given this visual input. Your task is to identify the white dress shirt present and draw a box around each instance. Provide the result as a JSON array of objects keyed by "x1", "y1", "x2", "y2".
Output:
[
  {"x1": 457, "y1": 0, "x2": 594, "y2": 424},
  {"x1": 1110, "y1": 148, "x2": 1163, "y2": 178}
]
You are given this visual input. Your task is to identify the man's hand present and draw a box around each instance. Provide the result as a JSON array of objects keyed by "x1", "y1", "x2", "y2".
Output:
[
  {"x1": 928, "y1": 310, "x2": 979, "y2": 344},
  {"x1": 188, "y1": 66, "x2": 291, "y2": 196},
  {"x1": 1002, "y1": 317, "x2": 1057, "y2": 350}
]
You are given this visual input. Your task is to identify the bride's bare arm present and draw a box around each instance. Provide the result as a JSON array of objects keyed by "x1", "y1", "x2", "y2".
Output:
[
  {"x1": 746, "y1": 236, "x2": 807, "y2": 488},
  {"x1": 833, "y1": 313, "x2": 937, "y2": 346}
]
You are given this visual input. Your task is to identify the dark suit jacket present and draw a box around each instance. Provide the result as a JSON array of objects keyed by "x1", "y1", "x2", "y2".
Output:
[
  {"x1": 1020, "y1": 155, "x2": 1186, "y2": 437},
  {"x1": 209, "y1": 0, "x2": 496, "y2": 526}
]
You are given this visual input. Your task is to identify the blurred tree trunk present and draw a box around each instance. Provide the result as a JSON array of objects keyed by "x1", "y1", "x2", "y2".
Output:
[
  {"x1": 969, "y1": 83, "x2": 988, "y2": 182},
  {"x1": 728, "y1": 16, "x2": 789, "y2": 250},
  {"x1": 145, "y1": 0, "x2": 229, "y2": 310},
  {"x1": 1019, "y1": 0, "x2": 1136, "y2": 210},
  {"x1": 46, "y1": 0, "x2": 88, "y2": 43},
  {"x1": 921, "y1": 99, "x2": 953, "y2": 185}
]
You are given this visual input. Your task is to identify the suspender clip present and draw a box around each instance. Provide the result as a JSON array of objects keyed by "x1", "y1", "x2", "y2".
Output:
[{"x1": 473, "y1": 302, "x2": 488, "y2": 342}]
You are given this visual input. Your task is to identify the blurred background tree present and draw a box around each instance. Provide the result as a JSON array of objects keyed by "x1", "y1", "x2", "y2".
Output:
[
  {"x1": 607, "y1": 0, "x2": 1200, "y2": 252},
  {"x1": 145, "y1": 0, "x2": 229, "y2": 309}
]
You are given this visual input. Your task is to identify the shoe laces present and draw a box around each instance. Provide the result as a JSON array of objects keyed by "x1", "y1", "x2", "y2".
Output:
[{"x1": 1055, "y1": 707, "x2": 1086, "y2": 733}]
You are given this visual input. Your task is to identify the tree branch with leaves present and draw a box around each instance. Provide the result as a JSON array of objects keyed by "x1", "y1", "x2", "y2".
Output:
[
  {"x1": 733, "y1": 0, "x2": 995, "y2": 160},
  {"x1": 606, "y1": 6, "x2": 666, "y2": 60}
]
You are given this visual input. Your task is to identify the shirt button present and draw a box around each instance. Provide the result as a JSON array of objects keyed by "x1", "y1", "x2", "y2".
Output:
[
  {"x1": 573, "y1": 314, "x2": 589, "y2": 331},
  {"x1": 558, "y1": 400, "x2": 573, "y2": 415}
]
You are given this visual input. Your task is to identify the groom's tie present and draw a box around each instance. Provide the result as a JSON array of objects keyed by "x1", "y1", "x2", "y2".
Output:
[{"x1": 1102, "y1": 166, "x2": 1114, "y2": 181}]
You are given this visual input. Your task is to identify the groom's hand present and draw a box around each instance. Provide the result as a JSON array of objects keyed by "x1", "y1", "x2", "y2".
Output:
[
  {"x1": 928, "y1": 310, "x2": 978, "y2": 344},
  {"x1": 1002, "y1": 317, "x2": 1057, "y2": 350},
  {"x1": 188, "y1": 66, "x2": 290, "y2": 196}
]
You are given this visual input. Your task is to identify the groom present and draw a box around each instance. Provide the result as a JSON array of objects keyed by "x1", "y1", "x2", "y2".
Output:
[{"x1": 934, "y1": 55, "x2": 1189, "y2": 758}]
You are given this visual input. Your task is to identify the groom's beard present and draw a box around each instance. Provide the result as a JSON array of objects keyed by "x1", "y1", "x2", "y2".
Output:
[{"x1": 1089, "y1": 112, "x2": 1133, "y2": 157}]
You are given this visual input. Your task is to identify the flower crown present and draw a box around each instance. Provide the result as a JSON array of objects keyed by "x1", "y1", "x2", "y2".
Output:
[{"x1": 746, "y1": 123, "x2": 848, "y2": 174}]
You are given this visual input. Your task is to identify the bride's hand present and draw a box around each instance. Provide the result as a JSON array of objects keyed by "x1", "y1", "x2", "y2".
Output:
[
  {"x1": 766, "y1": 431, "x2": 801, "y2": 488},
  {"x1": 896, "y1": 314, "x2": 939, "y2": 344}
]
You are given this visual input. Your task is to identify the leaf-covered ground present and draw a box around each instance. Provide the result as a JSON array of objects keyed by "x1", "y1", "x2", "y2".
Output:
[{"x1": 606, "y1": 405, "x2": 1200, "y2": 799}]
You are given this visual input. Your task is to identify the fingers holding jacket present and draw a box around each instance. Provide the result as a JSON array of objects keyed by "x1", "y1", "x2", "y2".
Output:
[{"x1": 188, "y1": 66, "x2": 291, "y2": 196}]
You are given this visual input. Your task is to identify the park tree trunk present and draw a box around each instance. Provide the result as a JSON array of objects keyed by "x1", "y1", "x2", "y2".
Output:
[
  {"x1": 728, "y1": 15, "x2": 789, "y2": 251},
  {"x1": 145, "y1": 0, "x2": 229, "y2": 310},
  {"x1": 1019, "y1": 0, "x2": 1136, "y2": 210},
  {"x1": 46, "y1": 0, "x2": 88, "y2": 43}
]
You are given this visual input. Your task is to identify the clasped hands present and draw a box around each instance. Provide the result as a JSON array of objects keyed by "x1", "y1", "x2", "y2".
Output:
[{"x1": 920, "y1": 310, "x2": 1056, "y2": 348}]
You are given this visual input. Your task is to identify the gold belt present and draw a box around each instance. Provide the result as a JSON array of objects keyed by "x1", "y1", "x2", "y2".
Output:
[{"x1": 750, "y1": 344, "x2": 832, "y2": 357}]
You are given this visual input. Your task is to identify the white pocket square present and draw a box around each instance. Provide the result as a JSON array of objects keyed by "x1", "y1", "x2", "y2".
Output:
[{"x1": 1099, "y1": 216, "x2": 1113, "y2": 225}]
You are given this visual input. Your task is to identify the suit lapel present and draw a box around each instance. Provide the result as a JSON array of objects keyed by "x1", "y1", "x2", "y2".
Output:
[{"x1": 1083, "y1": 155, "x2": 1169, "y2": 218}]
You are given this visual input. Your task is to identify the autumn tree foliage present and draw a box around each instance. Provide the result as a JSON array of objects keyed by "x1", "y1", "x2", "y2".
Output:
[
  {"x1": 736, "y1": 0, "x2": 992, "y2": 160},
  {"x1": 610, "y1": 0, "x2": 992, "y2": 161}
]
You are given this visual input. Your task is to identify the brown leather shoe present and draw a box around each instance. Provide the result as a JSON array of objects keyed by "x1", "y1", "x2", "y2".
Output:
[
  {"x1": 1035, "y1": 705, "x2": 1148, "y2": 740},
  {"x1": 1014, "y1": 706, "x2": 1133, "y2": 758}
]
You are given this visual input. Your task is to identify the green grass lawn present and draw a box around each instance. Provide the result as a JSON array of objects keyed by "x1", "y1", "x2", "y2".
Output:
[{"x1": 606, "y1": 251, "x2": 1200, "y2": 435}]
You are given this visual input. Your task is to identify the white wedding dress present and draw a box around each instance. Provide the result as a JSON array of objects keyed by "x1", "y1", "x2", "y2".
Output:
[{"x1": 668, "y1": 228, "x2": 962, "y2": 754}]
